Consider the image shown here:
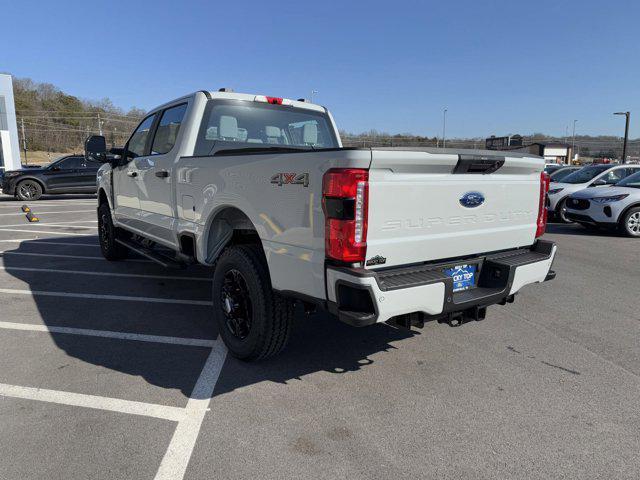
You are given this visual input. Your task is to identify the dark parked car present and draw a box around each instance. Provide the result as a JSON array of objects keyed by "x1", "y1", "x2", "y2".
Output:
[{"x1": 1, "y1": 155, "x2": 100, "y2": 200}]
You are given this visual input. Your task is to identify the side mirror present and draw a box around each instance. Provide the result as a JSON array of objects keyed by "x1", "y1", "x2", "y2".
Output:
[
  {"x1": 107, "y1": 147, "x2": 125, "y2": 163},
  {"x1": 84, "y1": 135, "x2": 108, "y2": 163},
  {"x1": 591, "y1": 178, "x2": 607, "y2": 187},
  {"x1": 50, "y1": 165, "x2": 60, "y2": 171},
  {"x1": 109, "y1": 147, "x2": 125, "y2": 157}
]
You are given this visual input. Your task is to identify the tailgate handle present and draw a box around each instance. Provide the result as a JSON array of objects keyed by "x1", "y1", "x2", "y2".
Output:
[{"x1": 454, "y1": 155, "x2": 505, "y2": 174}]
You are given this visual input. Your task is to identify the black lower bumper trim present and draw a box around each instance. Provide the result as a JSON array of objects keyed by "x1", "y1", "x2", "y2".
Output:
[
  {"x1": 565, "y1": 212, "x2": 617, "y2": 228},
  {"x1": 329, "y1": 240, "x2": 556, "y2": 327}
]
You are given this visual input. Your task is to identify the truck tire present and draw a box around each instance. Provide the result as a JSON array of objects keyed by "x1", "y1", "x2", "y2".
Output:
[
  {"x1": 212, "y1": 244, "x2": 294, "y2": 361},
  {"x1": 97, "y1": 203, "x2": 128, "y2": 260},
  {"x1": 16, "y1": 180, "x2": 43, "y2": 201},
  {"x1": 620, "y1": 207, "x2": 640, "y2": 237}
]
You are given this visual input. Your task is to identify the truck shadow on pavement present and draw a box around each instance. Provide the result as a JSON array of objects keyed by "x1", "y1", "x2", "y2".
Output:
[{"x1": 3, "y1": 236, "x2": 416, "y2": 399}]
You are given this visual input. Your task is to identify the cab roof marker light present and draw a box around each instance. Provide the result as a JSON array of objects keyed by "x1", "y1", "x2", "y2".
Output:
[{"x1": 254, "y1": 96, "x2": 289, "y2": 105}]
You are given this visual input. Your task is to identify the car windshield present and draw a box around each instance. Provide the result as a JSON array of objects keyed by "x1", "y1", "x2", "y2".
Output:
[
  {"x1": 615, "y1": 171, "x2": 640, "y2": 188},
  {"x1": 561, "y1": 165, "x2": 611, "y2": 184},
  {"x1": 194, "y1": 100, "x2": 339, "y2": 156},
  {"x1": 551, "y1": 168, "x2": 578, "y2": 182}
]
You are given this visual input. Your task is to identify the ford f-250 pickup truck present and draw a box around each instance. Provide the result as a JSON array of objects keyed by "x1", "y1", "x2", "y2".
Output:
[{"x1": 84, "y1": 89, "x2": 556, "y2": 361}]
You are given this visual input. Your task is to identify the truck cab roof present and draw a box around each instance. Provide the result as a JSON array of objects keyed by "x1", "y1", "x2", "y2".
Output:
[{"x1": 148, "y1": 90, "x2": 326, "y2": 117}]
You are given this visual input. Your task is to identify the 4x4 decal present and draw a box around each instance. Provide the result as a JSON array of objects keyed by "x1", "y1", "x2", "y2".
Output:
[{"x1": 270, "y1": 172, "x2": 309, "y2": 187}]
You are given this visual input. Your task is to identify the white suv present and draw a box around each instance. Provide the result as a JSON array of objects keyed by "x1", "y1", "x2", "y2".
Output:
[
  {"x1": 565, "y1": 171, "x2": 640, "y2": 236},
  {"x1": 547, "y1": 164, "x2": 640, "y2": 222}
]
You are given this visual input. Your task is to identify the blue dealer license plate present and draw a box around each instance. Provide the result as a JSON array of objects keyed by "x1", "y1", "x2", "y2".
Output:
[{"x1": 443, "y1": 264, "x2": 477, "y2": 292}]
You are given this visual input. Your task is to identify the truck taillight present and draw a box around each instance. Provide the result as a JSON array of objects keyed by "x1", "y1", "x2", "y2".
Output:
[
  {"x1": 536, "y1": 172, "x2": 550, "y2": 238},
  {"x1": 322, "y1": 168, "x2": 369, "y2": 263}
]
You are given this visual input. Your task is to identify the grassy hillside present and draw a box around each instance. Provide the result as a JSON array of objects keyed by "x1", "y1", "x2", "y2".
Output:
[{"x1": 14, "y1": 77, "x2": 144, "y2": 154}]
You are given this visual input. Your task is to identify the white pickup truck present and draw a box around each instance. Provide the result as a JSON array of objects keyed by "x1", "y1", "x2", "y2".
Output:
[{"x1": 85, "y1": 89, "x2": 557, "y2": 360}]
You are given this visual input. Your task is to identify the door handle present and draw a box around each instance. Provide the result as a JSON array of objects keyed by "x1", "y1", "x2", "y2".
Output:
[
  {"x1": 126, "y1": 171, "x2": 138, "y2": 177},
  {"x1": 155, "y1": 170, "x2": 169, "y2": 178}
]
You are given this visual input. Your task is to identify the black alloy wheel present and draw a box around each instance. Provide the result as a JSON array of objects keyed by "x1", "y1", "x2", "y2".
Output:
[
  {"x1": 220, "y1": 269, "x2": 253, "y2": 340},
  {"x1": 97, "y1": 202, "x2": 128, "y2": 260},
  {"x1": 16, "y1": 180, "x2": 43, "y2": 201},
  {"x1": 212, "y1": 244, "x2": 294, "y2": 361}
]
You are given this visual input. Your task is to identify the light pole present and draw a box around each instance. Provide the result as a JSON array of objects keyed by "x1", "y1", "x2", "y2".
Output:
[
  {"x1": 614, "y1": 111, "x2": 630, "y2": 164},
  {"x1": 571, "y1": 119, "x2": 577, "y2": 164},
  {"x1": 442, "y1": 107, "x2": 447, "y2": 148},
  {"x1": 310, "y1": 90, "x2": 318, "y2": 103}
]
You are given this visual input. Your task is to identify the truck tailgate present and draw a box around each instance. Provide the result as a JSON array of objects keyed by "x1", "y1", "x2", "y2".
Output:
[{"x1": 365, "y1": 149, "x2": 543, "y2": 269}]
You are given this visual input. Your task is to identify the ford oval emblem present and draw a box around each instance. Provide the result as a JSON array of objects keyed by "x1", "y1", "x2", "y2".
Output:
[{"x1": 459, "y1": 191, "x2": 485, "y2": 208}]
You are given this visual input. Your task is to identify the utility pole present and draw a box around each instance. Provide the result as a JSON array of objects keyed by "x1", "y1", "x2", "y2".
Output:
[
  {"x1": 20, "y1": 118, "x2": 28, "y2": 165},
  {"x1": 97, "y1": 113, "x2": 103, "y2": 136},
  {"x1": 571, "y1": 119, "x2": 577, "y2": 164},
  {"x1": 442, "y1": 107, "x2": 448, "y2": 148},
  {"x1": 614, "y1": 111, "x2": 630, "y2": 164}
]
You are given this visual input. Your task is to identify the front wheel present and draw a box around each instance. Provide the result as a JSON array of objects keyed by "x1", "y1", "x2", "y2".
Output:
[
  {"x1": 620, "y1": 207, "x2": 640, "y2": 237},
  {"x1": 556, "y1": 198, "x2": 571, "y2": 223},
  {"x1": 16, "y1": 180, "x2": 43, "y2": 201},
  {"x1": 212, "y1": 244, "x2": 294, "y2": 361},
  {"x1": 97, "y1": 203, "x2": 128, "y2": 260}
]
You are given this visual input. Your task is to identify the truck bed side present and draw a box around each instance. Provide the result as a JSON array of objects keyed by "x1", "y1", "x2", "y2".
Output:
[{"x1": 174, "y1": 149, "x2": 371, "y2": 300}]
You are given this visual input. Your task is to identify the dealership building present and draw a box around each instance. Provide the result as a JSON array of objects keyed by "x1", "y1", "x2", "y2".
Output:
[
  {"x1": 486, "y1": 134, "x2": 574, "y2": 164},
  {"x1": 0, "y1": 74, "x2": 21, "y2": 171}
]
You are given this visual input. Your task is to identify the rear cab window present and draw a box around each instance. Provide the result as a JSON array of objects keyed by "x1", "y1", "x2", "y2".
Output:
[{"x1": 194, "y1": 100, "x2": 339, "y2": 156}]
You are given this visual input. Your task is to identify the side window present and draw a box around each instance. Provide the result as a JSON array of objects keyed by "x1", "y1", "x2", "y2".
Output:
[
  {"x1": 151, "y1": 104, "x2": 187, "y2": 155},
  {"x1": 58, "y1": 157, "x2": 84, "y2": 169},
  {"x1": 602, "y1": 169, "x2": 625, "y2": 184},
  {"x1": 127, "y1": 114, "x2": 156, "y2": 158},
  {"x1": 623, "y1": 167, "x2": 640, "y2": 179}
]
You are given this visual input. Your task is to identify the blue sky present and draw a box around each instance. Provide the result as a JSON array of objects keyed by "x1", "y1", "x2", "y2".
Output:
[{"x1": 2, "y1": 0, "x2": 639, "y2": 138}]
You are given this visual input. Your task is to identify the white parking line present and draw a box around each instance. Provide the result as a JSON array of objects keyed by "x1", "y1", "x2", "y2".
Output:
[
  {"x1": 155, "y1": 340, "x2": 227, "y2": 480},
  {"x1": 0, "y1": 265, "x2": 211, "y2": 282},
  {"x1": 0, "y1": 239, "x2": 98, "y2": 247},
  {"x1": 0, "y1": 228, "x2": 95, "y2": 237},
  {"x1": 0, "y1": 321, "x2": 216, "y2": 347},
  {"x1": 0, "y1": 209, "x2": 95, "y2": 216},
  {"x1": 0, "y1": 288, "x2": 212, "y2": 306},
  {"x1": 0, "y1": 250, "x2": 150, "y2": 263},
  {"x1": 0, "y1": 220, "x2": 97, "y2": 229},
  {"x1": 0, "y1": 202, "x2": 96, "y2": 209},
  {"x1": 0, "y1": 383, "x2": 186, "y2": 421}
]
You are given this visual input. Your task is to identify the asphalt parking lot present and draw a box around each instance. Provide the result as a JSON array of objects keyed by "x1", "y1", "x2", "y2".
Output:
[{"x1": 0, "y1": 195, "x2": 638, "y2": 480}]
